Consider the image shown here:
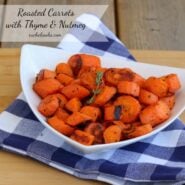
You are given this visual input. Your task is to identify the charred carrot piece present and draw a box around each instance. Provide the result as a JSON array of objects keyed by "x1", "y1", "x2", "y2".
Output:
[
  {"x1": 61, "y1": 84, "x2": 90, "y2": 100},
  {"x1": 160, "y1": 95, "x2": 175, "y2": 110},
  {"x1": 103, "y1": 125, "x2": 122, "y2": 143},
  {"x1": 140, "y1": 100, "x2": 170, "y2": 127},
  {"x1": 36, "y1": 69, "x2": 56, "y2": 81},
  {"x1": 70, "y1": 130, "x2": 95, "y2": 145},
  {"x1": 66, "y1": 112, "x2": 92, "y2": 126},
  {"x1": 65, "y1": 98, "x2": 82, "y2": 112},
  {"x1": 55, "y1": 108, "x2": 69, "y2": 121},
  {"x1": 53, "y1": 93, "x2": 67, "y2": 108},
  {"x1": 94, "y1": 86, "x2": 117, "y2": 106},
  {"x1": 67, "y1": 54, "x2": 83, "y2": 76},
  {"x1": 80, "y1": 54, "x2": 101, "y2": 68},
  {"x1": 38, "y1": 95, "x2": 59, "y2": 117},
  {"x1": 143, "y1": 77, "x2": 168, "y2": 98},
  {"x1": 56, "y1": 73, "x2": 74, "y2": 86},
  {"x1": 80, "y1": 106, "x2": 101, "y2": 122},
  {"x1": 33, "y1": 78, "x2": 61, "y2": 98},
  {"x1": 48, "y1": 116, "x2": 74, "y2": 136},
  {"x1": 127, "y1": 124, "x2": 153, "y2": 139},
  {"x1": 139, "y1": 89, "x2": 158, "y2": 105},
  {"x1": 117, "y1": 81, "x2": 140, "y2": 97},
  {"x1": 56, "y1": 63, "x2": 73, "y2": 77},
  {"x1": 114, "y1": 96, "x2": 141, "y2": 123},
  {"x1": 84, "y1": 122, "x2": 104, "y2": 144}
]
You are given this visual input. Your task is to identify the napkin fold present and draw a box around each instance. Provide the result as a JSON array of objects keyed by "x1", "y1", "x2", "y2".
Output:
[{"x1": 0, "y1": 13, "x2": 185, "y2": 185}]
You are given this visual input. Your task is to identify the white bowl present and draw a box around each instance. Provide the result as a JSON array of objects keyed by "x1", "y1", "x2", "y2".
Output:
[{"x1": 20, "y1": 44, "x2": 185, "y2": 153}]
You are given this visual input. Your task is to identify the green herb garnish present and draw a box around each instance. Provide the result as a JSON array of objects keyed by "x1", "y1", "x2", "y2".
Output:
[
  {"x1": 86, "y1": 71, "x2": 104, "y2": 104},
  {"x1": 96, "y1": 71, "x2": 104, "y2": 86}
]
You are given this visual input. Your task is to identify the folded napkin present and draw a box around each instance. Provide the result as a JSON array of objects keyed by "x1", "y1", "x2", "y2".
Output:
[{"x1": 1, "y1": 14, "x2": 185, "y2": 185}]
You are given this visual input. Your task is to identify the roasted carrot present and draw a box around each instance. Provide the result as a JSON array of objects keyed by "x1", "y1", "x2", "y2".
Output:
[
  {"x1": 117, "y1": 81, "x2": 140, "y2": 97},
  {"x1": 80, "y1": 54, "x2": 101, "y2": 68},
  {"x1": 139, "y1": 89, "x2": 158, "y2": 105},
  {"x1": 143, "y1": 77, "x2": 168, "y2": 97},
  {"x1": 68, "y1": 54, "x2": 82, "y2": 76},
  {"x1": 103, "y1": 125, "x2": 122, "y2": 143},
  {"x1": 94, "y1": 86, "x2": 117, "y2": 106},
  {"x1": 127, "y1": 124, "x2": 153, "y2": 139},
  {"x1": 68, "y1": 54, "x2": 100, "y2": 74},
  {"x1": 84, "y1": 122, "x2": 104, "y2": 144},
  {"x1": 104, "y1": 68, "x2": 121, "y2": 86},
  {"x1": 70, "y1": 130, "x2": 95, "y2": 145},
  {"x1": 56, "y1": 73, "x2": 74, "y2": 86},
  {"x1": 55, "y1": 107, "x2": 69, "y2": 121},
  {"x1": 112, "y1": 121, "x2": 127, "y2": 131},
  {"x1": 66, "y1": 112, "x2": 92, "y2": 126},
  {"x1": 140, "y1": 100, "x2": 170, "y2": 127},
  {"x1": 78, "y1": 68, "x2": 97, "y2": 90},
  {"x1": 33, "y1": 78, "x2": 61, "y2": 98},
  {"x1": 48, "y1": 116, "x2": 74, "y2": 136},
  {"x1": 80, "y1": 106, "x2": 101, "y2": 122},
  {"x1": 54, "y1": 93, "x2": 67, "y2": 108},
  {"x1": 56, "y1": 63, "x2": 73, "y2": 77},
  {"x1": 162, "y1": 74, "x2": 181, "y2": 93},
  {"x1": 114, "y1": 96, "x2": 141, "y2": 123},
  {"x1": 36, "y1": 69, "x2": 56, "y2": 81},
  {"x1": 61, "y1": 84, "x2": 90, "y2": 99},
  {"x1": 65, "y1": 98, "x2": 82, "y2": 112},
  {"x1": 104, "y1": 105, "x2": 115, "y2": 121},
  {"x1": 160, "y1": 95, "x2": 175, "y2": 110},
  {"x1": 104, "y1": 68, "x2": 145, "y2": 87},
  {"x1": 38, "y1": 95, "x2": 59, "y2": 117}
]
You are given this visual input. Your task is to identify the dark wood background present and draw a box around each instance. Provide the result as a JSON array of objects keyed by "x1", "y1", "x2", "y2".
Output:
[{"x1": 0, "y1": 0, "x2": 185, "y2": 50}]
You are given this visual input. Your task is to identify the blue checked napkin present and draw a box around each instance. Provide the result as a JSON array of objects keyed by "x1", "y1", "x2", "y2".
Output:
[{"x1": 1, "y1": 14, "x2": 185, "y2": 185}]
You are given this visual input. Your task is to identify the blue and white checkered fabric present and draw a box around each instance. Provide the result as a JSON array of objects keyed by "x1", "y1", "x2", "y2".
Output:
[{"x1": 1, "y1": 14, "x2": 185, "y2": 185}]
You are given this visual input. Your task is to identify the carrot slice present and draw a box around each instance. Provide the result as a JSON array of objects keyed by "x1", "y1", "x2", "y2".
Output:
[
  {"x1": 38, "y1": 95, "x2": 59, "y2": 117},
  {"x1": 104, "y1": 105, "x2": 115, "y2": 121},
  {"x1": 114, "y1": 96, "x2": 141, "y2": 123},
  {"x1": 140, "y1": 100, "x2": 170, "y2": 127},
  {"x1": 84, "y1": 122, "x2": 104, "y2": 144},
  {"x1": 139, "y1": 89, "x2": 158, "y2": 105},
  {"x1": 36, "y1": 69, "x2": 56, "y2": 81},
  {"x1": 48, "y1": 116, "x2": 74, "y2": 136},
  {"x1": 56, "y1": 73, "x2": 74, "y2": 86},
  {"x1": 78, "y1": 68, "x2": 97, "y2": 90},
  {"x1": 80, "y1": 106, "x2": 101, "y2": 122},
  {"x1": 70, "y1": 130, "x2": 95, "y2": 145},
  {"x1": 65, "y1": 98, "x2": 82, "y2": 112},
  {"x1": 127, "y1": 124, "x2": 153, "y2": 139},
  {"x1": 143, "y1": 77, "x2": 168, "y2": 97},
  {"x1": 117, "y1": 81, "x2": 140, "y2": 97},
  {"x1": 94, "y1": 86, "x2": 117, "y2": 106},
  {"x1": 160, "y1": 95, "x2": 175, "y2": 110},
  {"x1": 103, "y1": 125, "x2": 122, "y2": 143},
  {"x1": 33, "y1": 78, "x2": 61, "y2": 98},
  {"x1": 163, "y1": 74, "x2": 181, "y2": 93},
  {"x1": 61, "y1": 84, "x2": 90, "y2": 99},
  {"x1": 80, "y1": 54, "x2": 101, "y2": 68},
  {"x1": 68, "y1": 54, "x2": 83, "y2": 76},
  {"x1": 54, "y1": 93, "x2": 67, "y2": 108},
  {"x1": 56, "y1": 63, "x2": 73, "y2": 77},
  {"x1": 55, "y1": 108, "x2": 69, "y2": 121},
  {"x1": 66, "y1": 112, "x2": 92, "y2": 126}
]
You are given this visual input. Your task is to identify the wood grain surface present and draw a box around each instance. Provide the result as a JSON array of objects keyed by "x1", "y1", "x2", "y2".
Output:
[
  {"x1": 1, "y1": 0, "x2": 116, "y2": 47},
  {"x1": 0, "y1": 48, "x2": 185, "y2": 185},
  {"x1": 117, "y1": 0, "x2": 185, "y2": 50}
]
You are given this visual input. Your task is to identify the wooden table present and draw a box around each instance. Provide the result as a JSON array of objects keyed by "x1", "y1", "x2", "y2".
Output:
[{"x1": 0, "y1": 49, "x2": 185, "y2": 185}]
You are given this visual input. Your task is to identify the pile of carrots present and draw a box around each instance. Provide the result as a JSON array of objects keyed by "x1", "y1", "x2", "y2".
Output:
[{"x1": 33, "y1": 53, "x2": 181, "y2": 146}]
